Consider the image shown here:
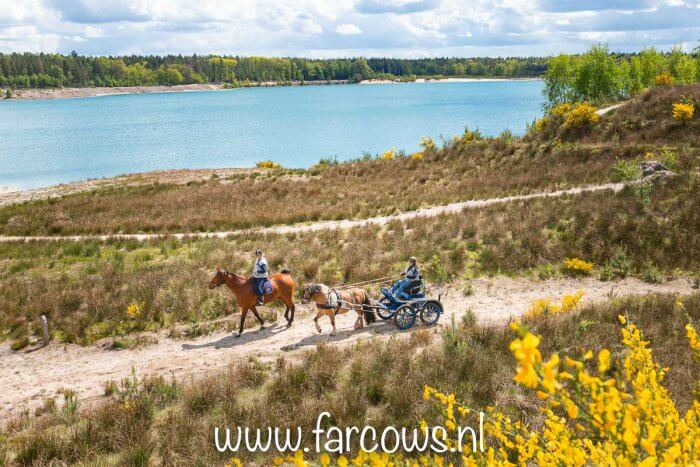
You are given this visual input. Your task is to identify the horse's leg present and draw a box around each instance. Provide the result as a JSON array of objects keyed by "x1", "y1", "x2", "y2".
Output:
[
  {"x1": 281, "y1": 294, "x2": 294, "y2": 326},
  {"x1": 355, "y1": 310, "x2": 364, "y2": 329},
  {"x1": 250, "y1": 306, "x2": 265, "y2": 329},
  {"x1": 329, "y1": 313, "x2": 337, "y2": 335},
  {"x1": 237, "y1": 308, "x2": 249, "y2": 337},
  {"x1": 314, "y1": 311, "x2": 323, "y2": 334}
]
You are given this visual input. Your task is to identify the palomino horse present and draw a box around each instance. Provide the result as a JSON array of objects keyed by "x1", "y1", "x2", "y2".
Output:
[
  {"x1": 302, "y1": 283, "x2": 376, "y2": 335},
  {"x1": 208, "y1": 268, "x2": 296, "y2": 337}
]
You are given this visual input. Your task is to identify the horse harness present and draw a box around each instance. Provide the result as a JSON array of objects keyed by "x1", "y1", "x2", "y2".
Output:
[{"x1": 316, "y1": 287, "x2": 344, "y2": 314}]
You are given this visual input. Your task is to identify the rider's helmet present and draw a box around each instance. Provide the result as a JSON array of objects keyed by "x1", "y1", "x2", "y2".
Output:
[
  {"x1": 255, "y1": 248, "x2": 263, "y2": 256},
  {"x1": 409, "y1": 256, "x2": 417, "y2": 264}
]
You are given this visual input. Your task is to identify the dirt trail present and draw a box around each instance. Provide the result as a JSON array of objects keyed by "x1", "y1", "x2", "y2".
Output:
[
  {"x1": 0, "y1": 182, "x2": 625, "y2": 243},
  {"x1": 1, "y1": 276, "x2": 692, "y2": 421}
]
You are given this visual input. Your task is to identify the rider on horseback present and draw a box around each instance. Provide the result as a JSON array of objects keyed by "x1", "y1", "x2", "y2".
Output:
[
  {"x1": 252, "y1": 248, "x2": 269, "y2": 305},
  {"x1": 391, "y1": 256, "x2": 420, "y2": 298}
]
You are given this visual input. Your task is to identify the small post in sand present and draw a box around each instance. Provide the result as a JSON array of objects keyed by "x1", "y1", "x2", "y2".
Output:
[{"x1": 40, "y1": 315, "x2": 50, "y2": 346}]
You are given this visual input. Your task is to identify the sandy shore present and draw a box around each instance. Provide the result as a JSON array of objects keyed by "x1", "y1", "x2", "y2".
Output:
[
  {"x1": 3, "y1": 80, "x2": 351, "y2": 100},
  {"x1": 5, "y1": 83, "x2": 226, "y2": 100},
  {"x1": 360, "y1": 77, "x2": 541, "y2": 85},
  {"x1": 3, "y1": 77, "x2": 539, "y2": 98}
]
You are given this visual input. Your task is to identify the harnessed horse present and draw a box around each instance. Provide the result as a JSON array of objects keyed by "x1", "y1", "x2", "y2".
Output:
[{"x1": 302, "y1": 283, "x2": 376, "y2": 335}]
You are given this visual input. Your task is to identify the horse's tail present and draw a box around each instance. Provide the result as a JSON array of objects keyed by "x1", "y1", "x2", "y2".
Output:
[{"x1": 362, "y1": 290, "x2": 377, "y2": 324}]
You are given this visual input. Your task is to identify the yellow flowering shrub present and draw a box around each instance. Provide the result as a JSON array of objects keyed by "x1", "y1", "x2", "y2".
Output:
[
  {"x1": 125, "y1": 302, "x2": 142, "y2": 319},
  {"x1": 417, "y1": 317, "x2": 700, "y2": 466},
  {"x1": 654, "y1": 70, "x2": 674, "y2": 86},
  {"x1": 564, "y1": 102, "x2": 600, "y2": 128},
  {"x1": 672, "y1": 102, "x2": 695, "y2": 121},
  {"x1": 256, "y1": 160, "x2": 282, "y2": 169},
  {"x1": 419, "y1": 136, "x2": 437, "y2": 154},
  {"x1": 533, "y1": 117, "x2": 547, "y2": 132},
  {"x1": 460, "y1": 127, "x2": 482, "y2": 144},
  {"x1": 410, "y1": 152, "x2": 423, "y2": 160},
  {"x1": 686, "y1": 323, "x2": 700, "y2": 359},
  {"x1": 381, "y1": 148, "x2": 396, "y2": 160},
  {"x1": 550, "y1": 102, "x2": 572, "y2": 118},
  {"x1": 564, "y1": 257, "x2": 594, "y2": 275},
  {"x1": 525, "y1": 291, "x2": 584, "y2": 318}
]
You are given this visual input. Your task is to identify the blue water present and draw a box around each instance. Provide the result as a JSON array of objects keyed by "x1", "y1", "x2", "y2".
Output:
[{"x1": 0, "y1": 80, "x2": 543, "y2": 190}]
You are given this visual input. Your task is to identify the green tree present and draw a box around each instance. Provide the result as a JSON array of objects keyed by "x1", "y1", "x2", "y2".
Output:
[
  {"x1": 636, "y1": 48, "x2": 665, "y2": 88},
  {"x1": 157, "y1": 66, "x2": 183, "y2": 85},
  {"x1": 675, "y1": 55, "x2": 697, "y2": 83},
  {"x1": 543, "y1": 53, "x2": 575, "y2": 106},
  {"x1": 572, "y1": 44, "x2": 619, "y2": 102},
  {"x1": 352, "y1": 58, "x2": 372, "y2": 83}
]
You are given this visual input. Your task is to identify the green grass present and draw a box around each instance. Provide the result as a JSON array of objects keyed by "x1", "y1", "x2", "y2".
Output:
[
  {"x1": 2, "y1": 293, "x2": 697, "y2": 465},
  {"x1": 1, "y1": 173, "x2": 697, "y2": 346}
]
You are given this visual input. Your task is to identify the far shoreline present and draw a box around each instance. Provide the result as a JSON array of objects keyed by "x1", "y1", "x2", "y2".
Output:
[{"x1": 2, "y1": 77, "x2": 541, "y2": 101}]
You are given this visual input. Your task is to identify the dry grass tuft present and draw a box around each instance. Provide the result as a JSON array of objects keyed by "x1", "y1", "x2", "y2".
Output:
[{"x1": 2, "y1": 293, "x2": 697, "y2": 464}]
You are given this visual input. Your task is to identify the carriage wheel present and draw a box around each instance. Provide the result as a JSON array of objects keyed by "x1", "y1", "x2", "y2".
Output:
[
  {"x1": 394, "y1": 304, "x2": 417, "y2": 330},
  {"x1": 419, "y1": 301, "x2": 443, "y2": 326},
  {"x1": 376, "y1": 303, "x2": 394, "y2": 320}
]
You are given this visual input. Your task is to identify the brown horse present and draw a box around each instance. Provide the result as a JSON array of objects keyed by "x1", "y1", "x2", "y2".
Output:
[
  {"x1": 208, "y1": 268, "x2": 296, "y2": 337},
  {"x1": 302, "y1": 283, "x2": 376, "y2": 335}
]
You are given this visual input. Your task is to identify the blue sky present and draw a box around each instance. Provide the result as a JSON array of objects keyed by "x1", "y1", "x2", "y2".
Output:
[{"x1": 0, "y1": 0, "x2": 698, "y2": 57}]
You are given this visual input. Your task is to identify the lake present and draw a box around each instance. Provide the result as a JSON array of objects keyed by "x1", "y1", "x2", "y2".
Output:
[{"x1": 0, "y1": 80, "x2": 544, "y2": 190}]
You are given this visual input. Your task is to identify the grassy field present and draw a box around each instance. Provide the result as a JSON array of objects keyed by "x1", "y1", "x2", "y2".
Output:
[
  {"x1": 1, "y1": 86, "x2": 697, "y2": 237},
  {"x1": 1, "y1": 83, "x2": 699, "y2": 466},
  {"x1": 1, "y1": 174, "x2": 697, "y2": 347},
  {"x1": 0, "y1": 141, "x2": 639, "y2": 236},
  {"x1": 1, "y1": 293, "x2": 697, "y2": 465}
]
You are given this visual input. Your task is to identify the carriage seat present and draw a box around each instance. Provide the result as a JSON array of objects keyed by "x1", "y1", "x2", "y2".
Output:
[{"x1": 401, "y1": 275, "x2": 424, "y2": 299}]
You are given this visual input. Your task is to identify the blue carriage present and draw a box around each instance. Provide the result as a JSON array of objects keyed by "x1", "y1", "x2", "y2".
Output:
[{"x1": 372, "y1": 276, "x2": 444, "y2": 330}]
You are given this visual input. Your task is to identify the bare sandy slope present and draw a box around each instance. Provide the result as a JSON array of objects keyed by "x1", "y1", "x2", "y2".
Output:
[
  {"x1": 0, "y1": 182, "x2": 625, "y2": 242},
  {"x1": 5, "y1": 84, "x2": 225, "y2": 100},
  {"x1": 1, "y1": 276, "x2": 692, "y2": 422}
]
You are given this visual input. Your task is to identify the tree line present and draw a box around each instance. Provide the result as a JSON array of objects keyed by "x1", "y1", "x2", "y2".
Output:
[
  {"x1": 0, "y1": 52, "x2": 547, "y2": 88},
  {"x1": 543, "y1": 44, "x2": 700, "y2": 106}
]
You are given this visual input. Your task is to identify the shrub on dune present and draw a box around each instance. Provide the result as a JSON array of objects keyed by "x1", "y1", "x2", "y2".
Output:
[
  {"x1": 672, "y1": 102, "x2": 694, "y2": 121},
  {"x1": 564, "y1": 102, "x2": 599, "y2": 128}
]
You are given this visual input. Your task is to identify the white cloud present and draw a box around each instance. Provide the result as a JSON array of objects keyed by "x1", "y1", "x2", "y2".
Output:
[
  {"x1": 0, "y1": 0, "x2": 696, "y2": 56},
  {"x1": 336, "y1": 23, "x2": 362, "y2": 35}
]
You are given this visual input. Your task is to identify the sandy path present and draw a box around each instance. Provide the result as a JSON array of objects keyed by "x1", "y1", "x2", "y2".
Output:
[
  {"x1": 1, "y1": 276, "x2": 692, "y2": 421},
  {"x1": 596, "y1": 103, "x2": 625, "y2": 115},
  {"x1": 0, "y1": 182, "x2": 625, "y2": 243}
]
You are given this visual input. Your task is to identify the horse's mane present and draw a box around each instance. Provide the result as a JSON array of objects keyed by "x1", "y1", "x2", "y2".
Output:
[{"x1": 220, "y1": 269, "x2": 251, "y2": 284}]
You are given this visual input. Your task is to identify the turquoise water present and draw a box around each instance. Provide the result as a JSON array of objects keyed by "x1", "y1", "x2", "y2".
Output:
[{"x1": 0, "y1": 80, "x2": 543, "y2": 190}]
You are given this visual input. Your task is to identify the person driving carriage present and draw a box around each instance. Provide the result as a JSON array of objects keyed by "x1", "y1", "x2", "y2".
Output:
[
  {"x1": 252, "y1": 248, "x2": 269, "y2": 305},
  {"x1": 391, "y1": 256, "x2": 421, "y2": 298}
]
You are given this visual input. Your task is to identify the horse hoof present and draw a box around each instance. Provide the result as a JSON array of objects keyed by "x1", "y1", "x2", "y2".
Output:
[{"x1": 234, "y1": 333, "x2": 241, "y2": 338}]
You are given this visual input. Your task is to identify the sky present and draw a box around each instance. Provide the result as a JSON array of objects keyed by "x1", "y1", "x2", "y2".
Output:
[{"x1": 0, "y1": 0, "x2": 699, "y2": 58}]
